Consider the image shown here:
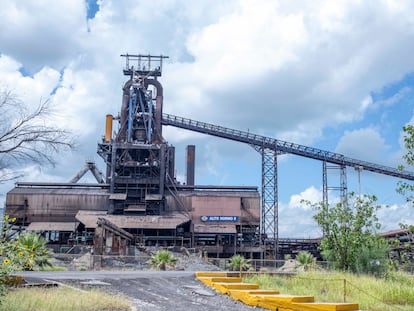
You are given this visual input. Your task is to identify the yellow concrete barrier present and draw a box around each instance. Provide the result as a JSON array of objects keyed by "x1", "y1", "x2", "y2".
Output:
[
  {"x1": 195, "y1": 271, "x2": 239, "y2": 278},
  {"x1": 198, "y1": 276, "x2": 242, "y2": 286},
  {"x1": 254, "y1": 294, "x2": 314, "y2": 310},
  {"x1": 228, "y1": 289, "x2": 281, "y2": 306},
  {"x1": 212, "y1": 282, "x2": 260, "y2": 294},
  {"x1": 292, "y1": 302, "x2": 360, "y2": 311},
  {"x1": 195, "y1": 271, "x2": 360, "y2": 311}
]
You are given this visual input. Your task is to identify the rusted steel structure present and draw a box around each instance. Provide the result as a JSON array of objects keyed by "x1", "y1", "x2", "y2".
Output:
[
  {"x1": 5, "y1": 54, "x2": 262, "y2": 259},
  {"x1": 7, "y1": 54, "x2": 414, "y2": 260}
]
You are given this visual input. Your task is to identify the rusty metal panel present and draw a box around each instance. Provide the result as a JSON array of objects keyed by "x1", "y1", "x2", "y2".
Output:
[
  {"x1": 240, "y1": 197, "x2": 260, "y2": 223},
  {"x1": 165, "y1": 194, "x2": 192, "y2": 212},
  {"x1": 76, "y1": 211, "x2": 189, "y2": 229},
  {"x1": 194, "y1": 224, "x2": 236, "y2": 234},
  {"x1": 112, "y1": 234, "x2": 120, "y2": 254},
  {"x1": 76, "y1": 211, "x2": 107, "y2": 228},
  {"x1": 5, "y1": 187, "x2": 110, "y2": 224},
  {"x1": 192, "y1": 196, "x2": 241, "y2": 224}
]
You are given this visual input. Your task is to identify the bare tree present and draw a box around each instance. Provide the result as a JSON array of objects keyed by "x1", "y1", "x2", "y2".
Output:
[{"x1": 0, "y1": 88, "x2": 75, "y2": 183}]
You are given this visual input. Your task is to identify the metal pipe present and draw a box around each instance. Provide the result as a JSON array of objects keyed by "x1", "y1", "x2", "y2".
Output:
[
  {"x1": 105, "y1": 114, "x2": 113, "y2": 142},
  {"x1": 144, "y1": 79, "x2": 163, "y2": 142},
  {"x1": 116, "y1": 80, "x2": 134, "y2": 142}
]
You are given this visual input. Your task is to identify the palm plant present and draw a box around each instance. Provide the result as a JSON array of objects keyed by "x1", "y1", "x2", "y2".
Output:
[
  {"x1": 18, "y1": 232, "x2": 54, "y2": 270},
  {"x1": 146, "y1": 250, "x2": 178, "y2": 271},
  {"x1": 227, "y1": 255, "x2": 251, "y2": 272},
  {"x1": 296, "y1": 251, "x2": 315, "y2": 271}
]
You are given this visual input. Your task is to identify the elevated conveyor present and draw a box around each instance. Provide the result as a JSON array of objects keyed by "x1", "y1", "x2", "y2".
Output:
[
  {"x1": 163, "y1": 113, "x2": 414, "y2": 257},
  {"x1": 162, "y1": 113, "x2": 414, "y2": 180}
]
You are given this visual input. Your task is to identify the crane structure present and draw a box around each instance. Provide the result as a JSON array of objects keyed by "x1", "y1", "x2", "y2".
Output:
[{"x1": 161, "y1": 113, "x2": 414, "y2": 254}]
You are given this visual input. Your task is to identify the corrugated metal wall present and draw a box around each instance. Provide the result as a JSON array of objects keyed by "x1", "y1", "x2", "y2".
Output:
[{"x1": 6, "y1": 188, "x2": 110, "y2": 223}]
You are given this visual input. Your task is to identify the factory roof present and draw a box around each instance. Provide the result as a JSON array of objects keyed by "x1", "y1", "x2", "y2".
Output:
[
  {"x1": 380, "y1": 228, "x2": 411, "y2": 237},
  {"x1": 75, "y1": 210, "x2": 190, "y2": 229},
  {"x1": 8, "y1": 186, "x2": 109, "y2": 196},
  {"x1": 27, "y1": 222, "x2": 78, "y2": 231}
]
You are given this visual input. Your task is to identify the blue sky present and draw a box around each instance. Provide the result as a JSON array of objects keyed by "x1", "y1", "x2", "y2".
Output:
[{"x1": 1, "y1": 0, "x2": 414, "y2": 237}]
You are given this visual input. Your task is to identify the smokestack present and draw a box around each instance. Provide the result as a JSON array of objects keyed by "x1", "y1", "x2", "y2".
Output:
[
  {"x1": 186, "y1": 145, "x2": 195, "y2": 186},
  {"x1": 168, "y1": 146, "x2": 175, "y2": 180}
]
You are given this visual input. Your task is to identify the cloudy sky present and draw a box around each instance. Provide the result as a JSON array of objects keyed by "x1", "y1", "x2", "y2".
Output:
[{"x1": 1, "y1": 0, "x2": 414, "y2": 237}]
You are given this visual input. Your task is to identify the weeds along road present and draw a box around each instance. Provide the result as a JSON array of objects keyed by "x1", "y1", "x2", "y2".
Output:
[{"x1": 18, "y1": 270, "x2": 267, "y2": 311}]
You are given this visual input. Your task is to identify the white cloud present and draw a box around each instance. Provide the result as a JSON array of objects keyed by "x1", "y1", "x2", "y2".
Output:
[
  {"x1": 0, "y1": 55, "x2": 61, "y2": 102},
  {"x1": 0, "y1": 0, "x2": 87, "y2": 72},
  {"x1": 1, "y1": 0, "x2": 414, "y2": 237},
  {"x1": 276, "y1": 186, "x2": 324, "y2": 238},
  {"x1": 288, "y1": 186, "x2": 322, "y2": 209},
  {"x1": 335, "y1": 128, "x2": 390, "y2": 163},
  {"x1": 378, "y1": 202, "x2": 414, "y2": 231},
  {"x1": 187, "y1": 0, "x2": 308, "y2": 89}
]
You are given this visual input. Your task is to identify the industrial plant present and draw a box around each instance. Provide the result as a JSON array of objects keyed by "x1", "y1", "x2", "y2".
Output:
[
  {"x1": 5, "y1": 54, "x2": 414, "y2": 260},
  {"x1": 5, "y1": 54, "x2": 262, "y2": 259}
]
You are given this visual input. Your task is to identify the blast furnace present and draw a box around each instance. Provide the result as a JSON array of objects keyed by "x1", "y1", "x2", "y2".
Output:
[{"x1": 5, "y1": 54, "x2": 262, "y2": 259}]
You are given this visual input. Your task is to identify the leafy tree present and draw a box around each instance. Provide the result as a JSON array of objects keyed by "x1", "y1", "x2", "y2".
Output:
[
  {"x1": 395, "y1": 125, "x2": 414, "y2": 267},
  {"x1": 227, "y1": 254, "x2": 251, "y2": 272},
  {"x1": 296, "y1": 251, "x2": 315, "y2": 271},
  {"x1": 303, "y1": 192, "x2": 386, "y2": 272},
  {"x1": 146, "y1": 250, "x2": 178, "y2": 271},
  {"x1": 0, "y1": 88, "x2": 74, "y2": 183},
  {"x1": 397, "y1": 125, "x2": 414, "y2": 203}
]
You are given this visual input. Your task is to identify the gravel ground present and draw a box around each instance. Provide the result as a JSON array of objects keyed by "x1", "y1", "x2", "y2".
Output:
[
  {"x1": 22, "y1": 271, "x2": 266, "y2": 311},
  {"x1": 85, "y1": 273, "x2": 266, "y2": 311},
  {"x1": 21, "y1": 252, "x2": 267, "y2": 311}
]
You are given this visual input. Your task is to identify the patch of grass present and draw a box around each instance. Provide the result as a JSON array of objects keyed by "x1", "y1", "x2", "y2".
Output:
[
  {"x1": 76, "y1": 266, "x2": 88, "y2": 271},
  {"x1": 37, "y1": 265, "x2": 68, "y2": 272},
  {"x1": 244, "y1": 271, "x2": 414, "y2": 311},
  {"x1": 0, "y1": 286, "x2": 132, "y2": 311}
]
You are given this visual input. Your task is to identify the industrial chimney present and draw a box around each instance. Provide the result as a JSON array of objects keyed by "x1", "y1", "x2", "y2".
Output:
[{"x1": 186, "y1": 145, "x2": 195, "y2": 186}]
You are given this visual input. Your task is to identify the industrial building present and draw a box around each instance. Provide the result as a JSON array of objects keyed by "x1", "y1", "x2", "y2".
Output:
[
  {"x1": 5, "y1": 54, "x2": 414, "y2": 261},
  {"x1": 5, "y1": 55, "x2": 262, "y2": 259}
]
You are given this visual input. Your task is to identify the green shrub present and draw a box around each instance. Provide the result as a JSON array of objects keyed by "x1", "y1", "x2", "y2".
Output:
[
  {"x1": 353, "y1": 237, "x2": 390, "y2": 277},
  {"x1": 227, "y1": 255, "x2": 251, "y2": 272},
  {"x1": 146, "y1": 250, "x2": 178, "y2": 271},
  {"x1": 296, "y1": 251, "x2": 316, "y2": 270},
  {"x1": 0, "y1": 215, "x2": 55, "y2": 301}
]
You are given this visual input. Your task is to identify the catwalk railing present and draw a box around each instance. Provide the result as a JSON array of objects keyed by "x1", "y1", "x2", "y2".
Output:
[{"x1": 162, "y1": 113, "x2": 414, "y2": 181}]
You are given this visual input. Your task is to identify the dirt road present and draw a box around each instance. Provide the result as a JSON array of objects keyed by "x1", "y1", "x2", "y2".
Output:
[{"x1": 20, "y1": 271, "x2": 266, "y2": 311}]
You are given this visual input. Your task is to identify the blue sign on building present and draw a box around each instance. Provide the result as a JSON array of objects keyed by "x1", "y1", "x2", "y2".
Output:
[{"x1": 200, "y1": 216, "x2": 239, "y2": 222}]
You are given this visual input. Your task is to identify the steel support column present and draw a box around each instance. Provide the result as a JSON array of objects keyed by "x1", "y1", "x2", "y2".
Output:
[
  {"x1": 322, "y1": 160, "x2": 328, "y2": 208},
  {"x1": 322, "y1": 162, "x2": 348, "y2": 207},
  {"x1": 340, "y1": 164, "x2": 348, "y2": 206},
  {"x1": 259, "y1": 146, "x2": 278, "y2": 259}
]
